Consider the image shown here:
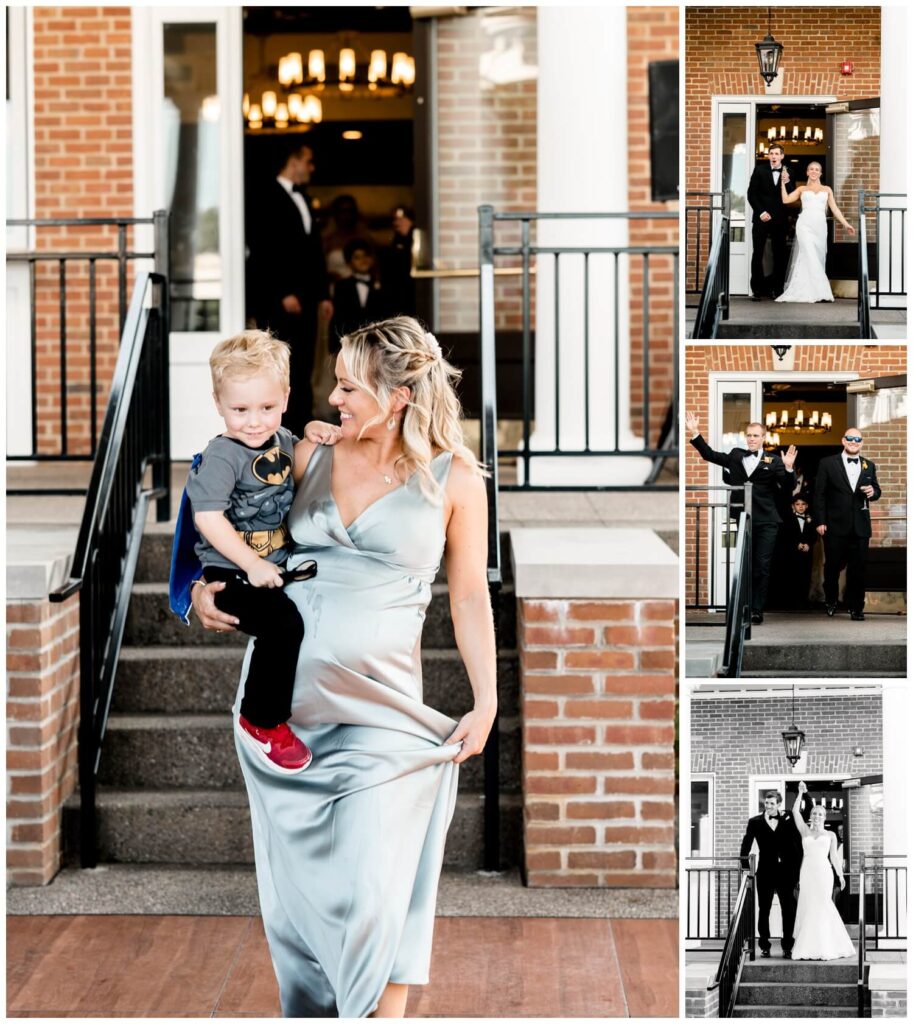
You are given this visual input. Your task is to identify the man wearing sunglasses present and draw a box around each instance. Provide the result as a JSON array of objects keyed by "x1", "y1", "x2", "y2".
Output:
[{"x1": 813, "y1": 428, "x2": 881, "y2": 620}]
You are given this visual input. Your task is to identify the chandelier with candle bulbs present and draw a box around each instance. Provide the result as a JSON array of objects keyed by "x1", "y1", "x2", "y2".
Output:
[
  {"x1": 765, "y1": 406, "x2": 833, "y2": 442},
  {"x1": 757, "y1": 124, "x2": 824, "y2": 157},
  {"x1": 244, "y1": 44, "x2": 416, "y2": 132}
]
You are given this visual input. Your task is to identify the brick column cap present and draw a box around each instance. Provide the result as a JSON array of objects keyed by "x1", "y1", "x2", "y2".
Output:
[
  {"x1": 510, "y1": 527, "x2": 677, "y2": 599},
  {"x1": 7, "y1": 527, "x2": 77, "y2": 599},
  {"x1": 868, "y1": 965, "x2": 907, "y2": 990},
  {"x1": 685, "y1": 961, "x2": 718, "y2": 986}
]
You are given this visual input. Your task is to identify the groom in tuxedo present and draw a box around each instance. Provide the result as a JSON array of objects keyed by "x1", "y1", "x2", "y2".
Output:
[
  {"x1": 686, "y1": 413, "x2": 797, "y2": 624},
  {"x1": 747, "y1": 145, "x2": 798, "y2": 299},
  {"x1": 813, "y1": 427, "x2": 881, "y2": 620},
  {"x1": 740, "y1": 790, "x2": 804, "y2": 958}
]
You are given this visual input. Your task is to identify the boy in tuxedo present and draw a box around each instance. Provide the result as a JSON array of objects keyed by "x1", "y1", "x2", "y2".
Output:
[{"x1": 329, "y1": 240, "x2": 389, "y2": 353}]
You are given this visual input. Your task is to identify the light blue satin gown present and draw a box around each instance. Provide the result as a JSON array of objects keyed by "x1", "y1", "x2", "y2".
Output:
[{"x1": 234, "y1": 444, "x2": 461, "y2": 1017}]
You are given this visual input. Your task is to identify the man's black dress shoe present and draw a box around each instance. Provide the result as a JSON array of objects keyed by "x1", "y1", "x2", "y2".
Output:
[
  {"x1": 750, "y1": 294, "x2": 764, "y2": 302},
  {"x1": 784, "y1": 950, "x2": 793, "y2": 960},
  {"x1": 751, "y1": 611, "x2": 764, "y2": 625},
  {"x1": 850, "y1": 610, "x2": 865, "y2": 621},
  {"x1": 760, "y1": 948, "x2": 771, "y2": 958},
  {"x1": 825, "y1": 603, "x2": 837, "y2": 617}
]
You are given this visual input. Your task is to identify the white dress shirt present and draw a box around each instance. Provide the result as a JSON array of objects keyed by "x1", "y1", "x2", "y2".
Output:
[
  {"x1": 742, "y1": 450, "x2": 761, "y2": 477},
  {"x1": 795, "y1": 515, "x2": 806, "y2": 534},
  {"x1": 842, "y1": 452, "x2": 862, "y2": 491},
  {"x1": 277, "y1": 175, "x2": 312, "y2": 235},
  {"x1": 766, "y1": 813, "x2": 779, "y2": 831}
]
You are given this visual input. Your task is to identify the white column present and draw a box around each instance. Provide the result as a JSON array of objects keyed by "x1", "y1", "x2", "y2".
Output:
[
  {"x1": 881, "y1": 684, "x2": 905, "y2": 861},
  {"x1": 530, "y1": 6, "x2": 651, "y2": 486},
  {"x1": 878, "y1": 7, "x2": 906, "y2": 308}
]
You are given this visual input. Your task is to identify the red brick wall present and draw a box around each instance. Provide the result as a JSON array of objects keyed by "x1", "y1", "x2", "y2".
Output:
[
  {"x1": 519, "y1": 598, "x2": 677, "y2": 888},
  {"x1": 627, "y1": 7, "x2": 679, "y2": 447},
  {"x1": 435, "y1": 9, "x2": 537, "y2": 334},
  {"x1": 7, "y1": 596, "x2": 81, "y2": 885},
  {"x1": 685, "y1": 6, "x2": 881, "y2": 282},
  {"x1": 685, "y1": 345, "x2": 907, "y2": 606},
  {"x1": 690, "y1": 691, "x2": 883, "y2": 881},
  {"x1": 32, "y1": 6, "x2": 135, "y2": 454}
]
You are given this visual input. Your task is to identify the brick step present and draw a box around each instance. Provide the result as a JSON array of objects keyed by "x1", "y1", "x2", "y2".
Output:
[
  {"x1": 96, "y1": 713, "x2": 521, "y2": 794},
  {"x1": 63, "y1": 789, "x2": 522, "y2": 870},
  {"x1": 123, "y1": 582, "x2": 517, "y2": 651},
  {"x1": 736, "y1": 982, "x2": 857, "y2": 1007},
  {"x1": 113, "y1": 646, "x2": 520, "y2": 719},
  {"x1": 732, "y1": 1006, "x2": 857, "y2": 1018},
  {"x1": 136, "y1": 528, "x2": 516, "y2": 586},
  {"x1": 742, "y1": 642, "x2": 905, "y2": 675},
  {"x1": 741, "y1": 961, "x2": 858, "y2": 984}
]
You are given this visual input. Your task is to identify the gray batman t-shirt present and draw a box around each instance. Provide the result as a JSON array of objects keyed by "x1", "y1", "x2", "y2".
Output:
[{"x1": 186, "y1": 427, "x2": 298, "y2": 569}]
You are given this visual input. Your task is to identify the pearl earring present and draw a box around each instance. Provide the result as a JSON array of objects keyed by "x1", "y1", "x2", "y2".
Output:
[{"x1": 387, "y1": 416, "x2": 396, "y2": 431}]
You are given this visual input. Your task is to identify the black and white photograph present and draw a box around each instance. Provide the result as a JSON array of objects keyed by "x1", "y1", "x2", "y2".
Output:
[{"x1": 684, "y1": 682, "x2": 907, "y2": 1018}]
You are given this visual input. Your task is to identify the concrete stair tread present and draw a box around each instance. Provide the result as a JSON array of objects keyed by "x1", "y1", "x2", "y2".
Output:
[{"x1": 732, "y1": 1007, "x2": 856, "y2": 1018}]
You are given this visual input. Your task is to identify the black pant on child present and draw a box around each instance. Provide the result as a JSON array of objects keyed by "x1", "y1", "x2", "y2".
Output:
[{"x1": 204, "y1": 566, "x2": 304, "y2": 729}]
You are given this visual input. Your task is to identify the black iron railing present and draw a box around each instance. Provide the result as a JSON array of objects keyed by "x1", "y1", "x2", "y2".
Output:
[
  {"x1": 49, "y1": 271, "x2": 171, "y2": 868},
  {"x1": 858, "y1": 854, "x2": 907, "y2": 1015},
  {"x1": 692, "y1": 201, "x2": 731, "y2": 339},
  {"x1": 721, "y1": 506, "x2": 752, "y2": 678},
  {"x1": 858, "y1": 204, "x2": 873, "y2": 340},
  {"x1": 478, "y1": 207, "x2": 502, "y2": 870},
  {"x1": 6, "y1": 213, "x2": 169, "y2": 492},
  {"x1": 685, "y1": 191, "x2": 726, "y2": 301},
  {"x1": 478, "y1": 206, "x2": 679, "y2": 491},
  {"x1": 860, "y1": 191, "x2": 907, "y2": 309},
  {"x1": 712, "y1": 863, "x2": 757, "y2": 1017},
  {"x1": 685, "y1": 856, "x2": 753, "y2": 944}
]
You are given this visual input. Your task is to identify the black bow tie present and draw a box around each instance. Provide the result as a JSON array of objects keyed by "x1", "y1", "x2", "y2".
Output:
[
  {"x1": 747, "y1": 450, "x2": 760, "y2": 458},
  {"x1": 352, "y1": 274, "x2": 372, "y2": 283},
  {"x1": 292, "y1": 184, "x2": 308, "y2": 196},
  {"x1": 767, "y1": 813, "x2": 779, "y2": 820},
  {"x1": 847, "y1": 457, "x2": 859, "y2": 464}
]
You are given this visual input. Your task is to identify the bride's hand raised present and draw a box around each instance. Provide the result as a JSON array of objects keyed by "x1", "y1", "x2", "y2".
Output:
[{"x1": 797, "y1": 780, "x2": 808, "y2": 795}]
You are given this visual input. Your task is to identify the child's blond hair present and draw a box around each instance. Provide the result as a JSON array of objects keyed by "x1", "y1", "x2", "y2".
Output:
[{"x1": 209, "y1": 330, "x2": 290, "y2": 392}]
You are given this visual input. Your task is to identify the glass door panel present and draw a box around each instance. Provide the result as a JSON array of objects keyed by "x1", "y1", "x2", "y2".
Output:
[{"x1": 715, "y1": 103, "x2": 753, "y2": 294}]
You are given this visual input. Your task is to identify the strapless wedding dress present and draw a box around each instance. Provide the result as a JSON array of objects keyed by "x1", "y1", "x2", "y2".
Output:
[
  {"x1": 776, "y1": 190, "x2": 833, "y2": 303},
  {"x1": 792, "y1": 833, "x2": 856, "y2": 960}
]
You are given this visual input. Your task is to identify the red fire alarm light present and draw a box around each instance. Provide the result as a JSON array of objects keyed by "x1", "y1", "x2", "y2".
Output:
[{"x1": 840, "y1": 60, "x2": 855, "y2": 76}]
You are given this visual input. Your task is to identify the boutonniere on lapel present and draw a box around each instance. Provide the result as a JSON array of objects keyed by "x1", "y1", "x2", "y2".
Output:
[
  {"x1": 762, "y1": 456, "x2": 773, "y2": 464},
  {"x1": 862, "y1": 460, "x2": 869, "y2": 470}
]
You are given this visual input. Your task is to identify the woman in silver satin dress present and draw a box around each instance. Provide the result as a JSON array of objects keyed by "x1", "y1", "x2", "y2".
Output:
[{"x1": 191, "y1": 317, "x2": 497, "y2": 1017}]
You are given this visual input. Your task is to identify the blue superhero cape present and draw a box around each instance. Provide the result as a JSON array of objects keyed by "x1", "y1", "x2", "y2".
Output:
[{"x1": 169, "y1": 452, "x2": 204, "y2": 625}]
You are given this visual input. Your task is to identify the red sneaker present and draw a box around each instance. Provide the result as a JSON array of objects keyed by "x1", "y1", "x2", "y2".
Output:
[{"x1": 237, "y1": 715, "x2": 313, "y2": 774}]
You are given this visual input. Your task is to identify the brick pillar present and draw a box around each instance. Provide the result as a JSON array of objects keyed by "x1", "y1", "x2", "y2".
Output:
[
  {"x1": 519, "y1": 597, "x2": 677, "y2": 887},
  {"x1": 6, "y1": 596, "x2": 80, "y2": 885}
]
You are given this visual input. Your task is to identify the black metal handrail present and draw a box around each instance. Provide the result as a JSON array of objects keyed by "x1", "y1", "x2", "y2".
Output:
[
  {"x1": 49, "y1": 271, "x2": 171, "y2": 868},
  {"x1": 685, "y1": 483, "x2": 747, "y2": 614},
  {"x1": 692, "y1": 202, "x2": 731, "y2": 339},
  {"x1": 710, "y1": 862, "x2": 757, "y2": 1018},
  {"x1": 858, "y1": 202, "x2": 872, "y2": 339},
  {"x1": 685, "y1": 856, "x2": 751, "y2": 943},
  {"x1": 685, "y1": 191, "x2": 726, "y2": 300},
  {"x1": 478, "y1": 205, "x2": 679, "y2": 491},
  {"x1": 6, "y1": 212, "x2": 169, "y2": 491},
  {"x1": 857, "y1": 854, "x2": 908, "y2": 1014},
  {"x1": 478, "y1": 206, "x2": 502, "y2": 871},
  {"x1": 720, "y1": 499, "x2": 752, "y2": 679},
  {"x1": 859, "y1": 191, "x2": 907, "y2": 309}
]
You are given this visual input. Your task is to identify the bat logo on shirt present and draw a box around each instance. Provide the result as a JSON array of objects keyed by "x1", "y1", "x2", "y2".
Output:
[{"x1": 252, "y1": 445, "x2": 292, "y2": 485}]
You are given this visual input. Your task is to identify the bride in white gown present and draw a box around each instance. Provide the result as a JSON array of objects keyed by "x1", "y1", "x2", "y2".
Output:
[
  {"x1": 790, "y1": 781, "x2": 856, "y2": 960},
  {"x1": 776, "y1": 162, "x2": 856, "y2": 303}
]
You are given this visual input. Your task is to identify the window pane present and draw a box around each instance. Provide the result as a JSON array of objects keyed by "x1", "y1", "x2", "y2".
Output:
[
  {"x1": 164, "y1": 23, "x2": 221, "y2": 331},
  {"x1": 690, "y1": 781, "x2": 711, "y2": 857},
  {"x1": 721, "y1": 113, "x2": 747, "y2": 240},
  {"x1": 720, "y1": 391, "x2": 751, "y2": 452},
  {"x1": 831, "y1": 107, "x2": 880, "y2": 245}
]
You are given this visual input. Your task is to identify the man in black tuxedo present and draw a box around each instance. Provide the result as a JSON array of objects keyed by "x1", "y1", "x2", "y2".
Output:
[
  {"x1": 247, "y1": 143, "x2": 332, "y2": 433},
  {"x1": 746, "y1": 145, "x2": 797, "y2": 299},
  {"x1": 328, "y1": 239, "x2": 389, "y2": 353},
  {"x1": 686, "y1": 412, "x2": 797, "y2": 624},
  {"x1": 813, "y1": 427, "x2": 881, "y2": 620},
  {"x1": 772, "y1": 495, "x2": 817, "y2": 608},
  {"x1": 740, "y1": 790, "x2": 804, "y2": 958}
]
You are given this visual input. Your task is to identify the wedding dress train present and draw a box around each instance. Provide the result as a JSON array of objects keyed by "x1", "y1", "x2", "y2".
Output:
[{"x1": 776, "y1": 190, "x2": 833, "y2": 303}]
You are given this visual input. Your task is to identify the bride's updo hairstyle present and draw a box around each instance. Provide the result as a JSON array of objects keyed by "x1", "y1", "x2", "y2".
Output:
[{"x1": 340, "y1": 316, "x2": 484, "y2": 502}]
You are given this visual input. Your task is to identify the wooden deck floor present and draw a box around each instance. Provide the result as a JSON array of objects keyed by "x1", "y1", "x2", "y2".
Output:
[{"x1": 7, "y1": 915, "x2": 678, "y2": 1017}]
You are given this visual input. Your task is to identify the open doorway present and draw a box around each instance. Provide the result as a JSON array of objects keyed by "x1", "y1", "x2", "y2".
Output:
[{"x1": 240, "y1": 7, "x2": 429, "y2": 417}]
